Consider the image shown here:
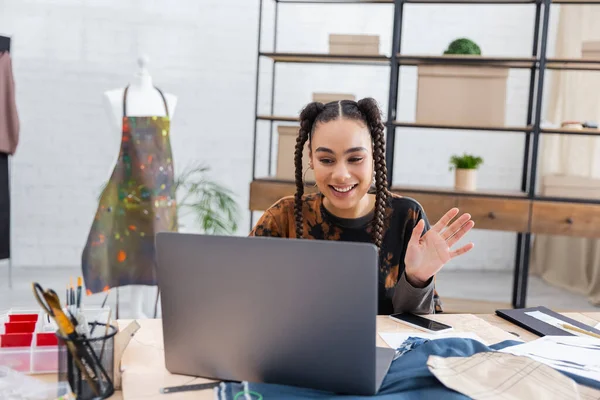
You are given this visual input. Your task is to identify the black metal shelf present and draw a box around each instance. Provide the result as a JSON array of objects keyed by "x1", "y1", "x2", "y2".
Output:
[{"x1": 250, "y1": 0, "x2": 599, "y2": 311}]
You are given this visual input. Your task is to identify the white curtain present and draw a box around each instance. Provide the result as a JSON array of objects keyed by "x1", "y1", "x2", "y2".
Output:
[{"x1": 530, "y1": 5, "x2": 600, "y2": 306}]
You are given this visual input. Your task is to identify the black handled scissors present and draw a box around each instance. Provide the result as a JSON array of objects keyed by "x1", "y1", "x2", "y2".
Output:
[{"x1": 32, "y1": 283, "x2": 59, "y2": 316}]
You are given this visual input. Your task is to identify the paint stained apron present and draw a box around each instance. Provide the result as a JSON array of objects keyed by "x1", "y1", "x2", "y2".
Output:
[{"x1": 82, "y1": 86, "x2": 178, "y2": 294}]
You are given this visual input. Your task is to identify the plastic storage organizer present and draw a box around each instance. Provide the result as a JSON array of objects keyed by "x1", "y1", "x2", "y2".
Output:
[{"x1": 0, "y1": 306, "x2": 109, "y2": 374}]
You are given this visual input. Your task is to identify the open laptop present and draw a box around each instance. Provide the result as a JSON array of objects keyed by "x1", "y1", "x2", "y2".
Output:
[{"x1": 154, "y1": 232, "x2": 395, "y2": 396}]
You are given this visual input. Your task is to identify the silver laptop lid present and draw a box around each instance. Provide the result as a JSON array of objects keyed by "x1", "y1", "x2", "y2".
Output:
[{"x1": 155, "y1": 233, "x2": 380, "y2": 395}]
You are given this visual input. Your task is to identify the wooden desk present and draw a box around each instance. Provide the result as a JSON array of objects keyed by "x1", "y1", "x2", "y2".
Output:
[{"x1": 34, "y1": 312, "x2": 600, "y2": 399}]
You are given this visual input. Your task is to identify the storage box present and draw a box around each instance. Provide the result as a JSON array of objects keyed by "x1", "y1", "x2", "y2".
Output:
[
  {"x1": 276, "y1": 125, "x2": 314, "y2": 182},
  {"x1": 0, "y1": 306, "x2": 110, "y2": 375},
  {"x1": 582, "y1": 41, "x2": 600, "y2": 59},
  {"x1": 416, "y1": 64, "x2": 508, "y2": 127},
  {"x1": 542, "y1": 174, "x2": 600, "y2": 199},
  {"x1": 328, "y1": 34, "x2": 379, "y2": 56},
  {"x1": 312, "y1": 93, "x2": 356, "y2": 104}
]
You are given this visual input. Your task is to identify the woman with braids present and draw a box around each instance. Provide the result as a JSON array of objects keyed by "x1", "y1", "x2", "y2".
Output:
[{"x1": 250, "y1": 98, "x2": 475, "y2": 315}]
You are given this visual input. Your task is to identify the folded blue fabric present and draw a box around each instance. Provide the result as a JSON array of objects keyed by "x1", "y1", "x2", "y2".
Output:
[{"x1": 216, "y1": 337, "x2": 599, "y2": 399}]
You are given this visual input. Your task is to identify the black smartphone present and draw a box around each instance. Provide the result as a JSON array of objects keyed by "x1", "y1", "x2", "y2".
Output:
[{"x1": 389, "y1": 312, "x2": 453, "y2": 333}]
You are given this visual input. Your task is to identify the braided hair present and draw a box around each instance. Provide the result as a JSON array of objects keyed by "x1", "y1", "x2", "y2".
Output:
[{"x1": 293, "y1": 98, "x2": 390, "y2": 250}]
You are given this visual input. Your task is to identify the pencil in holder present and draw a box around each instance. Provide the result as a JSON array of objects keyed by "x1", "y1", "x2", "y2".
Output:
[{"x1": 57, "y1": 322, "x2": 118, "y2": 400}]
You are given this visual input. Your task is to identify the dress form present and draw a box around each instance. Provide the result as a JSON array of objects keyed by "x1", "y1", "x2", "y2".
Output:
[{"x1": 102, "y1": 55, "x2": 177, "y2": 319}]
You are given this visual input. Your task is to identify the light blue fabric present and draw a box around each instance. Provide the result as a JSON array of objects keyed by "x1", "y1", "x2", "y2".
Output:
[{"x1": 216, "y1": 337, "x2": 600, "y2": 399}]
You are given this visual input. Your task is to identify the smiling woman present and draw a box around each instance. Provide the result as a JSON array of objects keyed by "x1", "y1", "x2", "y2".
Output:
[{"x1": 249, "y1": 98, "x2": 476, "y2": 315}]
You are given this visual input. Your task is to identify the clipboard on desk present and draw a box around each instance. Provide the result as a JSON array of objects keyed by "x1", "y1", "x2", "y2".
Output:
[{"x1": 495, "y1": 306, "x2": 600, "y2": 337}]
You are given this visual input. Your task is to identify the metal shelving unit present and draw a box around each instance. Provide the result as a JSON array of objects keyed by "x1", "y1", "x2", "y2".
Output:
[{"x1": 249, "y1": 0, "x2": 600, "y2": 309}]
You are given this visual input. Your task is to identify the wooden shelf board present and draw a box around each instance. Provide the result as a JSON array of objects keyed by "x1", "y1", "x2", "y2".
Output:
[
  {"x1": 394, "y1": 121, "x2": 532, "y2": 133},
  {"x1": 552, "y1": 0, "x2": 600, "y2": 4},
  {"x1": 250, "y1": 179, "x2": 316, "y2": 211},
  {"x1": 533, "y1": 195, "x2": 600, "y2": 206},
  {"x1": 278, "y1": 0, "x2": 392, "y2": 3},
  {"x1": 261, "y1": 52, "x2": 391, "y2": 65},
  {"x1": 257, "y1": 115, "x2": 299, "y2": 122},
  {"x1": 407, "y1": 0, "x2": 534, "y2": 3},
  {"x1": 541, "y1": 127, "x2": 600, "y2": 136},
  {"x1": 249, "y1": 179, "x2": 527, "y2": 210},
  {"x1": 250, "y1": 179, "x2": 527, "y2": 199},
  {"x1": 392, "y1": 184, "x2": 528, "y2": 198},
  {"x1": 397, "y1": 54, "x2": 536, "y2": 68},
  {"x1": 278, "y1": 0, "x2": 535, "y2": 3},
  {"x1": 546, "y1": 58, "x2": 600, "y2": 71},
  {"x1": 257, "y1": 117, "x2": 531, "y2": 133}
]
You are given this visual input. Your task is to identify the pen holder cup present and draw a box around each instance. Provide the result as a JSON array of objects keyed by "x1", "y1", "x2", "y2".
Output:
[{"x1": 57, "y1": 322, "x2": 118, "y2": 400}]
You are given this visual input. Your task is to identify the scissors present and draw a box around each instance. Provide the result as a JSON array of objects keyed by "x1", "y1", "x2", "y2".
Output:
[
  {"x1": 32, "y1": 282, "x2": 101, "y2": 396},
  {"x1": 32, "y1": 283, "x2": 77, "y2": 334}
]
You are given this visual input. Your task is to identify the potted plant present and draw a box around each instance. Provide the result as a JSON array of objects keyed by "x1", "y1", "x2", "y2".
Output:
[
  {"x1": 416, "y1": 37, "x2": 508, "y2": 127},
  {"x1": 443, "y1": 38, "x2": 482, "y2": 55},
  {"x1": 449, "y1": 153, "x2": 483, "y2": 191}
]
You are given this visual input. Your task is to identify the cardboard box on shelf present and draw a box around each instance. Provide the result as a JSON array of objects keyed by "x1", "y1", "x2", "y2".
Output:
[
  {"x1": 312, "y1": 93, "x2": 356, "y2": 104},
  {"x1": 542, "y1": 174, "x2": 600, "y2": 199},
  {"x1": 328, "y1": 34, "x2": 380, "y2": 56},
  {"x1": 582, "y1": 41, "x2": 600, "y2": 59},
  {"x1": 276, "y1": 125, "x2": 314, "y2": 183},
  {"x1": 416, "y1": 64, "x2": 508, "y2": 127}
]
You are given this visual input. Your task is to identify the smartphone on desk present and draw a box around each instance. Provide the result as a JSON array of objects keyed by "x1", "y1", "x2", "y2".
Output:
[{"x1": 389, "y1": 312, "x2": 453, "y2": 334}]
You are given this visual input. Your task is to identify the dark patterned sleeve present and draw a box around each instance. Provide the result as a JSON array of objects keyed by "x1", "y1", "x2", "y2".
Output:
[
  {"x1": 249, "y1": 210, "x2": 283, "y2": 237},
  {"x1": 250, "y1": 195, "x2": 298, "y2": 238},
  {"x1": 416, "y1": 203, "x2": 432, "y2": 234}
]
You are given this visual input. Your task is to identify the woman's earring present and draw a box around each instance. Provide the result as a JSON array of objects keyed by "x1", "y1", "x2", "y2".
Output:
[{"x1": 303, "y1": 166, "x2": 317, "y2": 188}]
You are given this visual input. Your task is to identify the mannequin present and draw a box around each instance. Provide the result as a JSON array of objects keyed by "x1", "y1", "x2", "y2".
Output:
[
  {"x1": 103, "y1": 55, "x2": 177, "y2": 125},
  {"x1": 101, "y1": 55, "x2": 178, "y2": 319}
]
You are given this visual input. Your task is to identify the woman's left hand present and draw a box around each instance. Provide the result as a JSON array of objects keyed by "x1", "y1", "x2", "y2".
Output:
[{"x1": 404, "y1": 208, "x2": 475, "y2": 287}]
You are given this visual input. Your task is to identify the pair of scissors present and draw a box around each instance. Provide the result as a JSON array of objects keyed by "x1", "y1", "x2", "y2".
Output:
[
  {"x1": 32, "y1": 282, "x2": 101, "y2": 396},
  {"x1": 32, "y1": 283, "x2": 76, "y2": 334}
]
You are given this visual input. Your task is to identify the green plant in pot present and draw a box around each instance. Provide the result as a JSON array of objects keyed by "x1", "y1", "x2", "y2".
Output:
[
  {"x1": 443, "y1": 38, "x2": 482, "y2": 56},
  {"x1": 449, "y1": 153, "x2": 483, "y2": 191}
]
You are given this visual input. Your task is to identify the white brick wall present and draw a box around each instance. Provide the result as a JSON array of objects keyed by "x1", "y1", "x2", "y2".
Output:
[{"x1": 0, "y1": 0, "x2": 559, "y2": 271}]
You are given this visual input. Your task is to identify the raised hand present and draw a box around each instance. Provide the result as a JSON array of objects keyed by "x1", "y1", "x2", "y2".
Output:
[{"x1": 404, "y1": 208, "x2": 475, "y2": 287}]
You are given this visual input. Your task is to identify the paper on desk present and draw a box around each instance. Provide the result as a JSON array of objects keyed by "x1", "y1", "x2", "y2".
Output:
[
  {"x1": 525, "y1": 311, "x2": 600, "y2": 338},
  {"x1": 499, "y1": 335, "x2": 600, "y2": 383},
  {"x1": 427, "y1": 352, "x2": 600, "y2": 400},
  {"x1": 524, "y1": 310, "x2": 579, "y2": 334},
  {"x1": 596, "y1": 322, "x2": 600, "y2": 330},
  {"x1": 379, "y1": 331, "x2": 487, "y2": 350}
]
